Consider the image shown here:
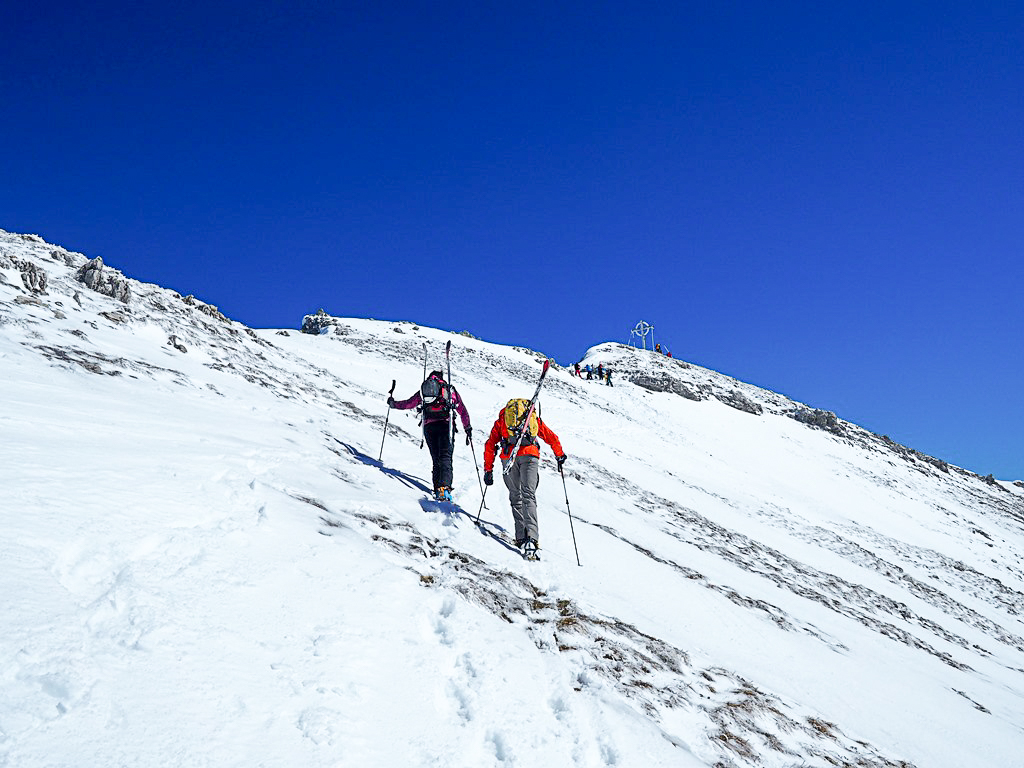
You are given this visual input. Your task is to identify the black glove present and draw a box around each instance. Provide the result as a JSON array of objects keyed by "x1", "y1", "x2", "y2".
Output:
[
  {"x1": 556, "y1": 454, "x2": 567, "y2": 469},
  {"x1": 465, "y1": 425, "x2": 472, "y2": 445},
  {"x1": 484, "y1": 470, "x2": 493, "y2": 486},
  {"x1": 387, "y1": 396, "x2": 395, "y2": 407}
]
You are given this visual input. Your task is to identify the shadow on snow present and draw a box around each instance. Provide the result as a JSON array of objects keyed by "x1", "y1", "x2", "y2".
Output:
[{"x1": 333, "y1": 438, "x2": 520, "y2": 556}]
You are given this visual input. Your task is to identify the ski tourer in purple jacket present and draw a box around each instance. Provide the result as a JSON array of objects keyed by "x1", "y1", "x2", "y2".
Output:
[{"x1": 388, "y1": 371, "x2": 471, "y2": 500}]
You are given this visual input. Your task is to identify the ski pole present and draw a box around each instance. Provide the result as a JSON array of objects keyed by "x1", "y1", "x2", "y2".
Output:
[
  {"x1": 474, "y1": 485, "x2": 489, "y2": 525},
  {"x1": 468, "y1": 434, "x2": 487, "y2": 509},
  {"x1": 378, "y1": 379, "x2": 396, "y2": 462},
  {"x1": 559, "y1": 464, "x2": 581, "y2": 567}
]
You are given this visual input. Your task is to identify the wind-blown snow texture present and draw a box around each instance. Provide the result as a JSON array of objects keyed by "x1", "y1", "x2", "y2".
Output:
[{"x1": 2, "y1": 228, "x2": 1023, "y2": 767}]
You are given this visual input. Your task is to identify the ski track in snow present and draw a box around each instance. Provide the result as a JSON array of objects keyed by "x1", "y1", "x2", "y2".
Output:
[{"x1": 3, "y1": 230, "x2": 1024, "y2": 767}]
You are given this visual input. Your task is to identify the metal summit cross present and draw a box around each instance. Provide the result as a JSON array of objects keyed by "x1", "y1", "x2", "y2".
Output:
[{"x1": 628, "y1": 321, "x2": 654, "y2": 351}]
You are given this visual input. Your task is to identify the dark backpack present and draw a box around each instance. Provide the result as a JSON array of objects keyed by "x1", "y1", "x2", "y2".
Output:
[{"x1": 420, "y1": 375, "x2": 452, "y2": 419}]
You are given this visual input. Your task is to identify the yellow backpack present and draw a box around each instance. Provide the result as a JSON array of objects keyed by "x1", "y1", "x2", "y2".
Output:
[{"x1": 503, "y1": 398, "x2": 539, "y2": 437}]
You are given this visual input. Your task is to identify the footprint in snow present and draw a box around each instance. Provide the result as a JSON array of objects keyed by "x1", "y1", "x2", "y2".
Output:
[{"x1": 297, "y1": 705, "x2": 342, "y2": 746}]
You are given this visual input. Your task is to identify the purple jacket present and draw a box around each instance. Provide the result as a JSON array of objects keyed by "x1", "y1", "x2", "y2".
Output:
[{"x1": 392, "y1": 386, "x2": 471, "y2": 430}]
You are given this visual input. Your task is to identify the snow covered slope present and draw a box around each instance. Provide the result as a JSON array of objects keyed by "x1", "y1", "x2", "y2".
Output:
[{"x1": 2, "y1": 229, "x2": 1023, "y2": 767}]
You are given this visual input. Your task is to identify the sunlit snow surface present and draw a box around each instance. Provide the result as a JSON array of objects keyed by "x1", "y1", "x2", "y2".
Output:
[{"x1": 2, "y1": 229, "x2": 1023, "y2": 767}]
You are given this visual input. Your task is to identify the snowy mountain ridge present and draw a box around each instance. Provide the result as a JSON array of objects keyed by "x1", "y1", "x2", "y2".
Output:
[{"x1": 2, "y1": 228, "x2": 1023, "y2": 767}]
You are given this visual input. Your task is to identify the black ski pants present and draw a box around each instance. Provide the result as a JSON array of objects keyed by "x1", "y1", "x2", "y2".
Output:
[{"x1": 423, "y1": 419, "x2": 454, "y2": 492}]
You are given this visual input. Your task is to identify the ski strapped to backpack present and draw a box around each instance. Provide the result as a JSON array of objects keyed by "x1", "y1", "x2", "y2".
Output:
[
  {"x1": 419, "y1": 341, "x2": 428, "y2": 448},
  {"x1": 501, "y1": 359, "x2": 551, "y2": 475},
  {"x1": 445, "y1": 339, "x2": 456, "y2": 442},
  {"x1": 502, "y1": 398, "x2": 540, "y2": 450}
]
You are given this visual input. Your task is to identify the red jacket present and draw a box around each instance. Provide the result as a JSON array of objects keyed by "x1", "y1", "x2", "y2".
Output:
[{"x1": 483, "y1": 411, "x2": 564, "y2": 472}]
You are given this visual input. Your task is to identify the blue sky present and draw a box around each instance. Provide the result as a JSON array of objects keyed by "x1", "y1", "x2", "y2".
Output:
[{"x1": 3, "y1": 2, "x2": 1022, "y2": 480}]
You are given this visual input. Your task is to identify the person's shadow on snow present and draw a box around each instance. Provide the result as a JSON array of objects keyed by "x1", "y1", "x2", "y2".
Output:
[
  {"x1": 333, "y1": 439, "x2": 431, "y2": 493},
  {"x1": 332, "y1": 438, "x2": 519, "y2": 555}
]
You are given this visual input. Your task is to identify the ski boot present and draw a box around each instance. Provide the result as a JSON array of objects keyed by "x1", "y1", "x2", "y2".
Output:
[{"x1": 522, "y1": 538, "x2": 540, "y2": 561}]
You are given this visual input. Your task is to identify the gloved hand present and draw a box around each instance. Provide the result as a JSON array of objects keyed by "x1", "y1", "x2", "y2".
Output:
[
  {"x1": 556, "y1": 454, "x2": 567, "y2": 469},
  {"x1": 484, "y1": 470, "x2": 493, "y2": 486},
  {"x1": 465, "y1": 425, "x2": 472, "y2": 445},
  {"x1": 387, "y1": 396, "x2": 395, "y2": 407}
]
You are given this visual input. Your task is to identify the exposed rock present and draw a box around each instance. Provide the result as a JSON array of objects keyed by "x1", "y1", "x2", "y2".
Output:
[
  {"x1": 182, "y1": 295, "x2": 229, "y2": 322},
  {"x1": 77, "y1": 257, "x2": 132, "y2": 303},
  {"x1": 73, "y1": 291, "x2": 84, "y2": 307},
  {"x1": 716, "y1": 389, "x2": 764, "y2": 416},
  {"x1": 15, "y1": 294, "x2": 44, "y2": 307},
  {"x1": 880, "y1": 435, "x2": 913, "y2": 460},
  {"x1": 301, "y1": 309, "x2": 337, "y2": 335},
  {"x1": 99, "y1": 311, "x2": 129, "y2": 324},
  {"x1": 15, "y1": 259, "x2": 47, "y2": 293},
  {"x1": 629, "y1": 373, "x2": 706, "y2": 402},
  {"x1": 276, "y1": 330, "x2": 291, "y2": 336},
  {"x1": 513, "y1": 345, "x2": 550, "y2": 360},
  {"x1": 791, "y1": 407, "x2": 845, "y2": 436},
  {"x1": 168, "y1": 335, "x2": 188, "y2": 353},
  {"x1": 674, "y1": 383, "x2": 707, "y2": 402},
  {"x1": 50, "y1": 248, "x2": 81, "y2": 267},
  {"x1": 912, "y1": 450, "x2": 949, "y2": 473}
]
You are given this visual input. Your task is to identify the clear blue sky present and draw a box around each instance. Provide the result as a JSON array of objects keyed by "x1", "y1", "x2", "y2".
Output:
[{"x1": 3, "y1": 2, "x2": 1022, "y2": 480}]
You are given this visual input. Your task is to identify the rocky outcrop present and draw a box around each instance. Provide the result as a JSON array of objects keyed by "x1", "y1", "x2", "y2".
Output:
[
  {"x1": 717, "y1": 389, "x2": 764, "y2": 415},
  {"x1": 13, "y1": 258, "x2": 48, "y2": 294},
  {"x1": 629, "y1": 373, "x2": 706, "y2": 402},
  {"x1": 301, "y1": 309, "x2": 340, "y2": 335},
  {"x1": 627, "y1": 372, "x2": 765, "y2": 416},
  {"x1": 876, "y1": 435, "x2": 951, "y2": 474},
  {"x1": 76, "y1": 257, "x2": 132, "y2": 304},
  {"x1": 790, "y1": 407, "x2": 845, "y2": 436},
  {"x1": 49, "y1": 248, "x2": 82, "y2": 267},
  {"x1": 182, "y1": 294, "x2": 229, "y2": 322}
]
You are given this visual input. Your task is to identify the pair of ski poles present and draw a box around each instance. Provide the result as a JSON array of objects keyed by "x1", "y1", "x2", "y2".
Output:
[{"x1": 474, "y1": 460, "x2": 581, "y2": 567}]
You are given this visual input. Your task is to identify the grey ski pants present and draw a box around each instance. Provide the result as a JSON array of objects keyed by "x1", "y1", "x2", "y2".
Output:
[{"x1": 504, "y1": 454, "x2": 540, "y2": 543}]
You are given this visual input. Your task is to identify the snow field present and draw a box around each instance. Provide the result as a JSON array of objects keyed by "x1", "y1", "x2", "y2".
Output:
[{"x1": 3, "y1": 233, "x2": 1024, "y2": 766}]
